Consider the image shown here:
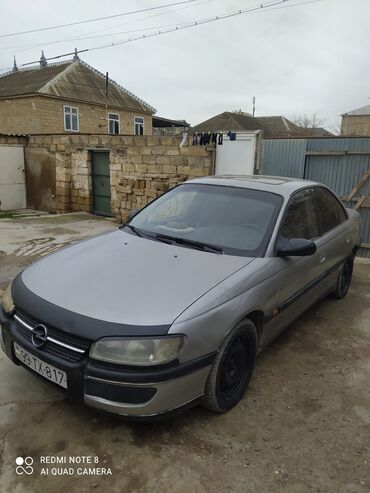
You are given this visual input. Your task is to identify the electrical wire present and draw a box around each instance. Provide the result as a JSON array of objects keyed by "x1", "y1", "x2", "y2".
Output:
[
  {"x1": 0, "y1": 0, "x2": 199, "y2": 38},
  {"x1": 89, "y1": 0, "x2": 325, "y2": 52},
  {"x1": 0, "y1": 0, "x2": 213, "y2": 56},
  {"x1": 18, "y1": 0, "x2": 326, "y2": 66}
]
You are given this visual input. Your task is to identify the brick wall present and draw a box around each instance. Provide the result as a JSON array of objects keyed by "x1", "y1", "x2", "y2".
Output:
[
  {"x1": 26, "y1": 134, "x2": 214, "y2": 219},
  {"x1": 0, "y1": 96, "x2": 152, "y2": 135}
]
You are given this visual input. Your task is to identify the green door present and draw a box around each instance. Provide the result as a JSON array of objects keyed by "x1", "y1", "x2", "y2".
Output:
[{"x1": 91, "y1": 151, "x2": 111, "y2": 216}]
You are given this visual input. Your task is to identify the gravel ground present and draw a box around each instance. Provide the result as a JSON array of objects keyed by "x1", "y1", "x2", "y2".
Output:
[{"x1": 0, "y1": 213, "x2": 369, "y2": 493}]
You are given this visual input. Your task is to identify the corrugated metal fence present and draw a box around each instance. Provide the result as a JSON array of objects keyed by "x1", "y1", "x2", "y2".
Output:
[{"x1": 260, "y1": 137, "x2": 370, "y2": 258}]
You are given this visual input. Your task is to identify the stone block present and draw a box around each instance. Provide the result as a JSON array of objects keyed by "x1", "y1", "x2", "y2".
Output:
[
  {"x1": 190, "y1": 168, "x2": 209, "y2": 177},
  {"x1": 180, "y1": 146, "x2": 207, "y2": 156},
  {"x1": 127, "y1": 147, "x2": 140, "y2": 155},
  {"x1": 56, "y1": 180, "x2": 70, "y2": 189},
  {"x1": 56, "y1": 194, "x2": 70, "y2": 203},
  {"x1": 169, "y1": 155, "x2": 185, "y2": 166},
  {"x1": 151, "y1": 146, "x2": 166, "y2": 155},
  {"x1": 140, "y1": 146, "x2": 152, "y2": 155},
  {"x1": 156, "y1": 155, "x2": 170, "y2": 165},
  {"x1": 177, "y1": 165, "x2": 192, "y2": 175},
  {"x1": 129, "y1": 155, "x2": 143, "y2": 165},
  {"x1": 158, "y1": 136, "x2": 173, "y2": 146},
  {"x1": 143, "y1": 155, "x2": 156, "y2": 165},
  {"x1": 151, "y1": 164, "x2": 163, "y2": 174},
  {"x1": 162, "y1": 164, "x2": 177, "y2": 174},
  {"x1": 134, "y1": 164, "x2": 147, "y2": 173},
  {"x1": 110, "y1": 163, "x2": 122, "y2": 171},
  {"x1": 122, "y1": 163, "x2": 136, "y2": 172},
  {"x1": 188, "y1": 156, "x2": 205, "y2": 167},
  {"x1": 166, "y1": 148, "x2": 180, "y2": 156},
  {"x1": 145, "y1": 136, "x2": 160, "y2": 146}
]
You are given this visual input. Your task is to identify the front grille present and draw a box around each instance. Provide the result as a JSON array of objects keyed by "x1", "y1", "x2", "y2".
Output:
[{"x1": 14, "y1": 309, "x2": 91, "y2": 363}]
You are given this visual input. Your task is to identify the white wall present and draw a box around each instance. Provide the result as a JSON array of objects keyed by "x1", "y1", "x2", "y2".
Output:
[
  {"x1": 0, "y1": 146, "x2": 26, "y2": 210},
  {"x1": 215, "y1": 132, "x2": 259, "y2": 175}
]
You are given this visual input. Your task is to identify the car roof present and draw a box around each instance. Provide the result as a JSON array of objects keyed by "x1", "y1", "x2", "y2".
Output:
[{"x1": 187, "y1": 175, "x2": 320, "y2": 198}]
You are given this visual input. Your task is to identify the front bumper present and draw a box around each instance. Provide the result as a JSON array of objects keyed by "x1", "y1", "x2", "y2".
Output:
[{"x1": 0, "y1": 306, "x2": 214, "y2": 418}]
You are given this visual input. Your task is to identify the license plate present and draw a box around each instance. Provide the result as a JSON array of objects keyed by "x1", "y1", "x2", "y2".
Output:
[{"x1": 14, "y1": 342, "x2": 68, "y2": 389}]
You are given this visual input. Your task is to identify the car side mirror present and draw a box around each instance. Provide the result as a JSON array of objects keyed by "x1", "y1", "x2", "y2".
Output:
[
  {"x1": 128, "y1": 208, "x2": 139, "y2": 220},
  {"x1": 277, "y1": 237, "x2": 317, "y2": 257}
]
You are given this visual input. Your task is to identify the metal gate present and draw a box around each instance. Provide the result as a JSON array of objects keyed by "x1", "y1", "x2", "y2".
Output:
[
  {"x1": 0, "y1": 145, "x2": 26, "y2": 211},
  {"x1": 304, "y1": 143, "x2": 370, "y2": 258},
  {"x1": 260, "y1": 137, "x2": 370, "y2": 258},
  {"x1": 91, "y1": 151, "x2": 111, "y2": 216},
  {"x1": 215, "y1": 132, "x2": 260, "y2": 175}
]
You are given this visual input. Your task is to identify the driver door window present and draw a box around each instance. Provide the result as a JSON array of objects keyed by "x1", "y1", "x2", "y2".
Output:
[
  {"x1": 281, "y1": 189, "x2": 320, "y2": 240},
  {"x1": 314, "y1": 187, "x2": 346, "y2": 236}
]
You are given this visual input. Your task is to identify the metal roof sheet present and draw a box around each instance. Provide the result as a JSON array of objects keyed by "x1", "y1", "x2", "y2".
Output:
[{"x1": 343, "y1": 104, "x2": 370, "y2": 116}]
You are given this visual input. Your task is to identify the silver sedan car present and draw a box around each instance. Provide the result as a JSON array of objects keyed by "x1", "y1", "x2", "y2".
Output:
[{"x1": 0, "y1": 176, "x2": 361, "y2": 418}]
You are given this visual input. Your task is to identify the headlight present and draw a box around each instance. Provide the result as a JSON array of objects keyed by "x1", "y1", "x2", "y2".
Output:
[
  {"x1": 90, "y1": 336, "x2": 185, "y2": 366},
  {"x1": 2, "y1": 282, "x2": 15, "y2": 315}
]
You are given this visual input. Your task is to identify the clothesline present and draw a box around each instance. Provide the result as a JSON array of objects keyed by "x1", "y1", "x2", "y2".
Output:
[{"x1": 191, "y1": 131, "x2": 237, "y2": 146}]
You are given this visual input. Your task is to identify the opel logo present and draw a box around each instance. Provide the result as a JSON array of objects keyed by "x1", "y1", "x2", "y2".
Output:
[{"x1": 31, "y1": 324, "x2": 48, "y2": 348}]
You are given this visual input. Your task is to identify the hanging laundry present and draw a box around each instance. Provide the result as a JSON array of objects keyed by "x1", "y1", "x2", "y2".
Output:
[
  {"x1": 192, "y1": 133, "x2": 200, "y2": 145},
  {"x1": 227, "y1": 131, "x2": 237, "y2": 141},
  {"x1": 218, "y1": 133, "x2": 223, "y2": 145},
  {"x1": 180, "y1": 132, "x2": 188, "y2": 148}
]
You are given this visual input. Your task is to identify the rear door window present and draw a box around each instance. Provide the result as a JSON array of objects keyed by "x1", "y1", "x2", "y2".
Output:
[
  {"x1": 314, "y1": 187, "x2": 347, "y2": 235},
  {"x1": 281, "y1": 188, "x2": 320, "y2": 240}
]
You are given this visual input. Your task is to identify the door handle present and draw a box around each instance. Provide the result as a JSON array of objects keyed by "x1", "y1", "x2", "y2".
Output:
[
  {"x1": 320, "y1": 254, "x2": 327, "y2": 263},
  {"x1": 345, "y1": 235, "x2": 351, "y2": 244}
]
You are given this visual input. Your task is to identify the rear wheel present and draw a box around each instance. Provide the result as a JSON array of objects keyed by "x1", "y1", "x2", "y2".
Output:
[
  {"x1": 202, "y1": 320, "x2": 257, "y2": 413},
  {"x1": 331, "y1": 256, "x2": 354, "y2": 299}
]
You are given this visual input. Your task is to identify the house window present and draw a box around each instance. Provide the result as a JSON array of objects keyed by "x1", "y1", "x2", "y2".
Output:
[
  {"x1": 64, "y1": 106, "x2": 79, "y2": 132},
  {"x1": 134, "y1": 116, "x2": 144, "y2": 135},
  {"x1": 108, "y1": 113, "x2": 120, "y2": 134}
]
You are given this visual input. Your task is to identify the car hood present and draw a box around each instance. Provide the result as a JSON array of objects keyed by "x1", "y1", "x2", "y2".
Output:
[{"x1": 20, "y1": 230, "x2": 254, "y2": 327}]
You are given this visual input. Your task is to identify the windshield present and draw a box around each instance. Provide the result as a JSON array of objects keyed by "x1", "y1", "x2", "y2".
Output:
[{"x1": 127, "y1": 183, "x2": 283, "y2": 257}]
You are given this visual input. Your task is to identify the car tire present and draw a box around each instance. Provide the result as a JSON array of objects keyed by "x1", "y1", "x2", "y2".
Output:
[
  {"x1": 331, "y1": 256, "x2": 354, "y2": 299},
  {"x1": 202, "y1": 319, "x2": 257, "y2": 413}
]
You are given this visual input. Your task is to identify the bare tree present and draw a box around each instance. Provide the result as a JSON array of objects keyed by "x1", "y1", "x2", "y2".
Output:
[{"x1": 292, "y1": 113, "x2": 325, "y2": 129}]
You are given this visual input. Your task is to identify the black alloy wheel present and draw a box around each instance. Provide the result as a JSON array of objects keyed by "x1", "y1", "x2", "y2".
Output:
[
  {"x1": 203, "y1": 319, "x2": 257, "y2": 413},
  {"x1": 332, "y1": 256, "x2": 354, "y2": 299}
]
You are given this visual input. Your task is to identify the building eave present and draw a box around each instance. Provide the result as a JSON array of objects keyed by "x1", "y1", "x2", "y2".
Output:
[{"x1": 0, "y1": 92, "x2": 154, "y2": 114}]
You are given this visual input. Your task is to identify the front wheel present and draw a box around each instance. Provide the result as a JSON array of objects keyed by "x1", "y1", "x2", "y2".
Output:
[
  {"x1": 331, "y1": 256, "x2": 354, "y2": 299},
  {"x1": 202, "y1": 319, "x2": 257, "y2": 413}
]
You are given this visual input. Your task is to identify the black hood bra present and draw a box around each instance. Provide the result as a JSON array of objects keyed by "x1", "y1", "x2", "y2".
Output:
[{"x1": 12, "y1": 273, "x2": 170, "y2": 340}]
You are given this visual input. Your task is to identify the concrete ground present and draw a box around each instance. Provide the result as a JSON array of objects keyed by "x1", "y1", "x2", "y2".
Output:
[{"x1": 0, "y1": 213, "x2": 369, "y2": 493}]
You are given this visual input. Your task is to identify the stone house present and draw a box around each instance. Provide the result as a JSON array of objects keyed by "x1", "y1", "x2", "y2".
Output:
[
  {"x1": 0, "y1": 54, "x2": 212, "y2": 219},
  {"x1": 341, "y1": 105, "x2": 370, "y2": 136},
  {"x1": 0, "y1": 53, "x2": 155, "y2": 136}
]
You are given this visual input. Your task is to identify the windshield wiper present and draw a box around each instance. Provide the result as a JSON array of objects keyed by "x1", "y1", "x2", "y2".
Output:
[
  {"x1": 122, "y1": 224, "x2": 174, "y2": 244},
  {"x1": 154, "y1": 233, "x2": 223, "y2": 254},
  {"x1": 122, "y1": 226, "x2": 223, "y2": 253},
  {"x1": 121, "y1": 223, "x2": 143, "y2": 237}
]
